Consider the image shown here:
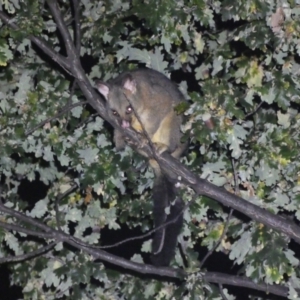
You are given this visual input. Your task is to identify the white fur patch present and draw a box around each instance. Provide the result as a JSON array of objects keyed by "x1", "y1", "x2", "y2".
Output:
[
  {"x1": 123, "y1": 78, "x2": 137, "y2": 94},
  {"x1": 97, "y1": 83, "x2": 110, "y2": 99}
]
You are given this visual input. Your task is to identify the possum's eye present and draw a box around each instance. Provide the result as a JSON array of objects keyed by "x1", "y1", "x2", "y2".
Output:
[
  {"x1": 112, "y1": 110, "x2": 119, "y2": 116},
  {"x1": 126, "y1": 106, "x2": 132, "y2": 114}
]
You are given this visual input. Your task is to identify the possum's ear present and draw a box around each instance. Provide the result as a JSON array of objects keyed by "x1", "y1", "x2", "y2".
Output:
[
  {"x1": 122, "y1": 74, "x2": 137, "y2": 95},
  {"x1": 96, "y1": 81, "x2": 110, "y2": 100}
]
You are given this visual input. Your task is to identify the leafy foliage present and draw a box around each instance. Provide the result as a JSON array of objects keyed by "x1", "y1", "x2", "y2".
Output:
[{"x1": 1, "y1": 0, "x2": 300, "y2": 299}]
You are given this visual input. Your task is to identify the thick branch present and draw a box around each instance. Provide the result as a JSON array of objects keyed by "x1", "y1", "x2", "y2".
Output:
[
  {"x1": 0, "y1": 220, "x2": 53, "y2": 239},
  {"x1": 46, "y1": 1, "x2": 78, "y2": 60},
  {"x1": 72, "y1": 0, "x2": 81, "y2": 54},
  {"x1": 46, "y1": 1, "x2": 103, "y2": 113},
  {"x1": 0, "y1": 202, "x2": 53, "y2": 233},
  {"x1": 157, "y1": 152, "x2": 300, "y2": 244}
]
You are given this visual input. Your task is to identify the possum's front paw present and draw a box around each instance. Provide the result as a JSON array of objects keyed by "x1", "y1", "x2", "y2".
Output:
[
  {"x1": 153, "y1": 142, "x2": 169, "y2": 155},
  {"x1": 138, "y1": 135, "x2": 149, "y2": 149}
]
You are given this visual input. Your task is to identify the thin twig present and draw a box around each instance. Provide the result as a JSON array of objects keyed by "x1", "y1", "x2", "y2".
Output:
[
  {"x1": 245, "y1": 101, "x2": 263, "y2": 119},
  {"x1": 62, "y1": 79, "x2": 78, "y2": 132},
  {"x1": 75, "y1": 112, "x2": 98, "y2": 129},
  {"x1": 25, "y1": 101, "x2": 88, "y2": 136},
  {"x1": 231, "y1": 158, "x2": 240, "y2": 195},
  {"x1": 218, "y1": 283, "x2": 228, "y2": 300},
  {"x1": 55, "y1": 184, "x2": 78, "y2": 231},
  {"x1": 199, "y1": 159, "x2": 239, "y2": 269},
  {"x1": 0, "y1": 242, "x2": 56, "y2": 263},
  {"x1": 199, "y1": 209, "x2": 233, "y2": 269}
]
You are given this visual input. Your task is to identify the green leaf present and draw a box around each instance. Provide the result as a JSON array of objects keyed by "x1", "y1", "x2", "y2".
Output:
[
  {"x1": 27, "y1": 197, "x2": 49, "y2": 218},
  {"x1": 77, "y1": 148, "x2": 99, "y2": 165}
]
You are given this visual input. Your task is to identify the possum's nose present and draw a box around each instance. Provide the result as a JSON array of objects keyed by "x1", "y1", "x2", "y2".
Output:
[{"x1": 121, "y1": 120, "x2": 130, "y2": 128}]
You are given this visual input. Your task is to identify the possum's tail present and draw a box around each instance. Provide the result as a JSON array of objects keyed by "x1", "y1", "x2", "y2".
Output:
[{"x1": 151, "y1": 172, "x2": 184, "y2": 266}]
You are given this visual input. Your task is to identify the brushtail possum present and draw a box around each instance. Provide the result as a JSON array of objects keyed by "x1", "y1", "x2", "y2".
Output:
[{"x1": 96, "y1": 68, "x2": 187, "y2": 266}]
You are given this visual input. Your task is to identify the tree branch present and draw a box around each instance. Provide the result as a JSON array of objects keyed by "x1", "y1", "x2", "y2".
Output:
[
  {"x1": 157, "y1": 152, "x2": 300, "y2": 244},
  {"x1": 0, "y1": 242, "x2": 56, "y2": 263},
  {"x1": 0, "y1": 198, "x2": 294, "y2": 297},
  {"x1": 46, "y1": 0, "x2": 78, "y2": 62},
  {"x1": 218, "y1": 284, "x2": 228, "y2": 300},
  {"x1": 0, "y1": 220, "x2": 53, "y2": 239},
  {"x1": 46, "y1": 1, "x2": 103, "y2": 114},
  {"x1": 25, "y1": 101, "x2": 88, "y2": 136},
  {"x1": 199, "y1": 209, "x2": 233, "y2": 269},
  {"x1": 204, "y1": 272, "x2": 289, "y2": 298},
  {"x1": 0, "y1": 200, "x2": 184, "y2": 277},
  {"x1": 55, "y1": 184, "x2": 78, "y2": 231},
  {"x1": 0, "y1": 202, "x2": 53, "y2": 234},
  {"x1": 71, "y1": 0, "x2": 81, "y2": 55}
]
